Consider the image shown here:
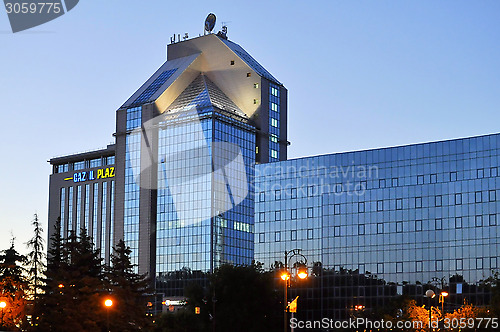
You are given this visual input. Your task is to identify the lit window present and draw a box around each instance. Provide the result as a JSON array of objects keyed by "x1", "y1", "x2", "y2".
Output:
[
  {"x1": 253, "y1": 83, "x2": 259, "y2": 88},
  {"x1": 270, "y1": 135, "x2": 278, "y2": 143},
  {"x1": 271, "y1": 149, "x2": 278, "y2": 159},
  {"x1": 246, "y1": 72, "x2": 251, "y2": 77},
  {"x1": 271, "y1": 118, "x2": 278, "y2": 127}
]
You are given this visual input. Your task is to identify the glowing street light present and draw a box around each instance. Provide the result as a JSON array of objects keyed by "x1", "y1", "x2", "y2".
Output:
[
  {"x1": 104, "y1": 298, "x2": 113, "y2": 331},
  {"x1": 439, "y1": 291, "x2": 449, "y2": 317},
  {"x1": 0, "y1": 301, "x2": 6, "y2": 328},
  {"x1": 425, "y1": 290, "x2": 435, "y2": 332},
  {"x1": 282, "y1": 249, "x2": 308, "y2": 332}
]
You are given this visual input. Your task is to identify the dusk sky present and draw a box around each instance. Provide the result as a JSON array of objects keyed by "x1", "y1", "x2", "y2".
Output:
[{"x1": 1, "y1": 1, "x2": 500, "y2": 254}]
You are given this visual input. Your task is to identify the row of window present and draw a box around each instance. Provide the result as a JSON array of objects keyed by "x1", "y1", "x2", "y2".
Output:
[
  {"x1": 324, "y1": 190, "x2": 497, "y2": 215},
  {"x1": 258, "y1": 228, "x2": 314, "y2": 243},
  {"x1": 332, "y1": 214, "x2": 498, "y2": 236},
  {"x1": 55, "y1": 156, "x2": 115, "y2": 173},
  {"x1": 364, "y1": 257, "x2": 499, "y2": 274},
  {"x1": 257, "y1": 207, "x2": 314, "y2": 222}
]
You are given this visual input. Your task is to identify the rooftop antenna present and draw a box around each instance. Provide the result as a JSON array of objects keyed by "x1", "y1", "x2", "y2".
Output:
[{"x1": 204, "y1": 13, "x2": 216, "y2": 35}]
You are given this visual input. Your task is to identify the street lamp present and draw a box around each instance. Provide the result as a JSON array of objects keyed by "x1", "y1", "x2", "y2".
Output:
[
  {"x1": 104, "y1": 298, "x2": 113, "y2": 332},
  {"x1": 282, "y1": 249, "x2": 308, "y2": 332},
  {"x1": 439, "y1": 292, "x2": 448, "y2": 317},
  {"x1": 0, "y1": 301, "x2": 6, "y2": 329},
  {"x1": 425, "y1": 290, "x2": 435, "y2": 332}
]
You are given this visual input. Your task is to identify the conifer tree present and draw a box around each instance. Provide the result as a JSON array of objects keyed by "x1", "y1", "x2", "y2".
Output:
[{"x1": 0, "y1": 239, "x2": 28, "y2": 330}]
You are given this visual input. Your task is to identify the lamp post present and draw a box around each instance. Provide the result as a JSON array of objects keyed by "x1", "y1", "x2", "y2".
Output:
[
  {"x1": 425, "y1": 290, "x2": 435, "y2": 332},
  {"x1": 282, "y1": 249, "x2": 308, "y2": 332},
  {"x1": 104, "y1": 298, "x2": 113, "y2": 332},
  {"x1": 0, "y1": 301, "x2": 6, "y2": 329},
  {"x1": 439, "y1": 291, "x2": 448, "y2": 316}
]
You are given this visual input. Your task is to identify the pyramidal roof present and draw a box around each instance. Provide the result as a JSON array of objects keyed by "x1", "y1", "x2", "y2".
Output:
[
  {"x1": 165, "y1": 74, "x2": 247, "y2": 118},
  {"x1": 121, "y1": 34, "x2": 281, "y2": 118}
]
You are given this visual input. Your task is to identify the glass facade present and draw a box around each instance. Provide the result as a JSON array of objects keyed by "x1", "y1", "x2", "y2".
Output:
[
  {"x1": 269, "y1": 83, "x2": 280, "y2": 162},
  {"x1": 255, "y1": 133, "x2": 500, "y2": 319},
  {"x1": 124, "y1": 106, "x2": 142, "y2": 268},
  {"x1": 101, "y1": 181, "x2": 107, "y2": 260},
  {"x1": 155, "y1": 110, "x2": 255, "y2": 295}
]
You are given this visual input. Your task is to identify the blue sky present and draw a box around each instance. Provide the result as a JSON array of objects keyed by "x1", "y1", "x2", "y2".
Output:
[{"x1": 1, "y1": 1, "x2": 500, "y2": 254}]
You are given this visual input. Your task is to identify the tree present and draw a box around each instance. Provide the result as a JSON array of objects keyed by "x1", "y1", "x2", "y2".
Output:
[
  {"x1": 38, "y1": 227, "x2": 106, "y2": 331},
  {"x1": 26, "y1": 214, "x2": 45, "y2": 302},
  {"x1": 0, "y1": 239, "x2": 28, "y2": 330},
  {"x1": 25, "y1": 213, "x2": 46, "y2": 328},
  {"x1": 106, "y1": 239, "x2": 151, "y2": 331}
]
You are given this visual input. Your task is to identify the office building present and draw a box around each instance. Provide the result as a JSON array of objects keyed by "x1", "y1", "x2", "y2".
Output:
[{"x1": 47, "y1": 22, "x2": 499, "y2": 318}]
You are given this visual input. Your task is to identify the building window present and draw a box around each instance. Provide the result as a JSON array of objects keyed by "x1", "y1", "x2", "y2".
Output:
[
  {"x1": 489, "y1": 214, "x2": 497, "y2": 226},
  {"x1": 491, "y1": 167, "x2": 498, "y2": 177},
  {"x1": 416, "y1": 261, "x2": 423, "y2": 272},
  {"x1": 450, "y1": 171, "x2": 457, "y2": 181},
  {"x1": 258, "y1": 233, "x2": 265, "y2": 243},
  {"x1": 475, "y1": 191, "x2": 482, "y2": 203},
  {"x1": 475, "y1": 215, "x2": 483, "y2": 227},
  {"x1": 230, "y1": 60, "x2": 235, "y2": 65},
  {"x1": 476, "y1": 258, "x2": 483, "y2": 269},
  {"x1": 417, "y1": 175, "x2": 424, "y2": 185},
  {"x1": 377, "y1": 200, "x2": 384, "y2": 211},
  {"x1": 491, "y1": 257, "x2": 498, "y2": 269},
  {"x1": 392, "y1": 178, "x2": 399, "y2": 187},
  {"x1": 456, "y1": 259, "x2": 463, "y2": 270},
  {"x1": 415, "y1": 220, "x2": 422, "y2": 231},
  {"x1": 377, "y1": 223, "x2": 384, "y2": 234},
  {"x1": 334, "y1": 204, "x2": 341, "y2": 215},
  {"x1": 307, "y1": 229, "x2": 313, "y2": 239},
  {"x1": 290, "y1": 188, "x2": 297, "y2": 199},
  {"x1": 455, "y1": 217, "x2": 462, "y2": 229},
  {"x1": 415, "y1": 197, "x2": 422, "y2": 208},
  {"x1": 270, "y1": 149, "x2": 278, "y2": 159},
  {"x1": 307, "y1": 207, "x2": 313, "y2": 218},
  {"x1": 271, "y1": 118, "x2": 278, "y2": 127},
  {"x1": 379, "y1": 179, "x2": 386, "y2": 188},
  {"x1": 489, "y1": 190, "x2": 496, "y2": 202},
  {"x1": 436, "y1": 260, "x2": 443, "y2": 271},
  {"x1": 435, "y1": 195, "x2": 442, "y2": 207},
  {"x1": 259, "y1": 192, "x2": 265, "y2": 202},
  {"x1": 275, "y1": 189, "x2": 281, "y2": 200},
  {"x1": 270, "y1": 134, "x2": 278, "y2": 143},
  {"x1": 396, "y1": 221, "x2": 403, "y2": 233},
  {"x1": 435, "y1": 219, "x2": 442, "y2": 230},
  {"x1": 430, "y1": 173, "x2": 438, "y2": 183},
  {"x1": 275, "y1": 232, "x2": 281, "y2": 242},
  {"x1": 246, "y1": 72, "x2": 251, "y2": 77},
  {"x1": 270, "y1": 102, "x2": 278, "y2": 112},
  {"x1": 307, "y1": 186, "x2": 315, "y2": 197},
  {"x1": 334, "y1": 226, "x2": 341, "y2": 237},
  {"x1": 455, "y1": 193, "x2": 462, "y2": 205},
  {"x1": 477, "y1": 169, "x2": 485, "y2": 178},
  {"x1": 291, "y1": 209, "x2": 297, "y2": 220},
  {"x1": 275, "y1": 211, "x2": 281, "y2": 221},
  {"x1": 259, "y1": 212, "x2": 265, "y2": 222},
  {"x1": 254, "y1": 83, "x2": 259, "y2": 88},
  {"x1": 358, "y1": 202, "x2": 365, "y2": 213},
  {"x1": 396, "y1": 262, "x2": 403, "y2": 273},
  {"x1": 377, "y1": 263, "x2": 384, "y2": 274},
  {"x1": 358, "y1": 224, "x2": 365, "y2": 235},
  {"x1": 291, "y1": 230, "x2": 297, "y2": 241},
  {"x1": 396, "y1": 198, "x2": 403, "y2": 210}
]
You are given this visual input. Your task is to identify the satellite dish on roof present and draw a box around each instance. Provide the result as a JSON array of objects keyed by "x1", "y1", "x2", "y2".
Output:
[{"x1": 205, "y1": 13, "x2": 216, "y2": 33}]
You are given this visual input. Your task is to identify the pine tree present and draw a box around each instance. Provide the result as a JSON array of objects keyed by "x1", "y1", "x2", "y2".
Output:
[
  {"x1": 26, "y1": 214, "x2": 46, "y2": 302},
  {"x1": 106, "y1": 239, "x2": 151, "y2": 331},
  {"x1": 0, "y1": 239, "x2": 28, "y2": 330},
  {"x1": 38, "y1": 225, "x2": 106, "y2": 331}
]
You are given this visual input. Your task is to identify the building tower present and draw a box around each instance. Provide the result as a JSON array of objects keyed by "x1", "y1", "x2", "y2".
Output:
[{"x1": 112, "y1": 33, "x2": 287, "y2": 294}]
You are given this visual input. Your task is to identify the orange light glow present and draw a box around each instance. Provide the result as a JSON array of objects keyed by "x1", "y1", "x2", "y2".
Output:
[
  {"x1": 297, "y1": 267, "x2": 308, "y2": 280},
  {"x1": 104, "y1": 299, "x2": 113, "y2": 307},
  {"x1": 281, "y1": 273, "x2": 290, "y2": 281},
  {"x1": 0, "y1": 301, "x2": 6, "y2": 309},
  {"x1": 58, "y1": 284, "x2": 64, "y2": 288},
  {"x1": 441, "y1": 292, "x2": 449, "y2": 297}
]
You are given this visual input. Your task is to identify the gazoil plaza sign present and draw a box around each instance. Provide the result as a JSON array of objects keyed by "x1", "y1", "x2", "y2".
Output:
[{"x1": 65, "y1": 167, "x2": 115, "y2": 183}]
